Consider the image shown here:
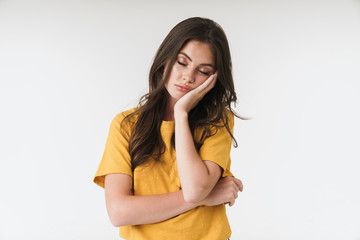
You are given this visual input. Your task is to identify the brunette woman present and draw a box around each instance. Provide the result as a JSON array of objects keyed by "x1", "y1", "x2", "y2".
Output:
[{"x1": 94, "y1": 17, "x2": 244, "y2": 240}]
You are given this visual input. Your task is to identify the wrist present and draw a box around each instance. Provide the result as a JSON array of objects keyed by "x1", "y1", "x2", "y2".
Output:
[{"x1": 174, "y1": 110, "x2": 188, "y2": 120}]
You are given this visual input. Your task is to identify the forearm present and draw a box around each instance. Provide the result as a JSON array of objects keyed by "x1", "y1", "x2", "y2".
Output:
[
  {"x1": 174, "y1": 111, "x2": 217, "y2": 202},
  {"x1": 108, "y1": 190, "x2": 199, "y2": 227}
]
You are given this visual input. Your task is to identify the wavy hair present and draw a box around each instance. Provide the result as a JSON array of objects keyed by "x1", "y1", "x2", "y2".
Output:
[{"x1": 123, "y1": 17, "x2": 244, "y2": 171}]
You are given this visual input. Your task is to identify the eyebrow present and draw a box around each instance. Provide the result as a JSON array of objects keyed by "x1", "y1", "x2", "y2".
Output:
[{"x1": 179, "y1": 52, "x2": 215, "y2": 69}]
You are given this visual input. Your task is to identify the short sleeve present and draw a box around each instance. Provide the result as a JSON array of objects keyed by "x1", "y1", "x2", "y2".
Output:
[
  {"x1": 93, "y1": 112, "x2": 133, "y2": 188},
  {"x1": 199, "y1": 111, "x2": 234, "y2": 177}
]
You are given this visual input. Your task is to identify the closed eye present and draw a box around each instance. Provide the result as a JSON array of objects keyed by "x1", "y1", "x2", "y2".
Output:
[
  {"x1": 177, "y1": 61, "x2": 186, "y2": 66},
  {"x1": 198, "y1": 70, "x2": 210, "y2": 76}
]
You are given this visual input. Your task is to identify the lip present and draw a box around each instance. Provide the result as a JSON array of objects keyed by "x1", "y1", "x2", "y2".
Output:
[{"x1": 175, "y1": 84, "x2": 193, "y2": 92}]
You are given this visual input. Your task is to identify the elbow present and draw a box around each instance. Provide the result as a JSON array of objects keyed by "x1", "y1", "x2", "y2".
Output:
[
  {"x1": 107, "y1": 204, "x2": 130, "y2": 227},
  {"x1": 183, "y1": 195, "x2": 203, "y2": 204},
  {"x1": 109, "y1": 216, "x2": 124, "y2": 228},
  {"x1": 182, "y1": 186, "x2": 208, "y2": 203}
]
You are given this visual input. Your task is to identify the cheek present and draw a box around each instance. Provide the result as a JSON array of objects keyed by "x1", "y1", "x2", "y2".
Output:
[
  {"x1": 167, "y1": 66, "x2": 182, "y2": 83},
  {"x1": 171, "y1": 64, "x2": 183, "y2": 77},
  {"x1": 194, "y1": 75, "x2": 208, "y2": 88},
  {"x1": 166, "y1": 66, "x2": 180, "y2": 88}
]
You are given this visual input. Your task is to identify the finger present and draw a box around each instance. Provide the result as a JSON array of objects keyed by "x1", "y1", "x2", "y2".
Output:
[
  {"x1": 207, "y1": 72, "x2": 217, "y2": 87},
  {"x1": 210, "y1": 72, "x2": 217, "y2": 87},
  {"x1": 233, "y1": 191, "x2": 238, "y2": 199},
  {"x1": 234, "y1": 178, "x2": 243, "y2": 192},
  {"x1": 197, "y1": 74, "x2": 217, "y2": 94},
  {"x1": 206, "y1": 77, "x2": 216, "y2": 92},
  {"x1": 230, "y1": 179, "x2": 239, "y2": 193},
  {"x1": 226, "y1": 177, "x2": 239, "y2": 189},
  {"x1": 198, "y1": 76, "x2": 215, "y2": 94},
  {"x1": 207, "y1": 73, "x2": 217, "y2": 88}
]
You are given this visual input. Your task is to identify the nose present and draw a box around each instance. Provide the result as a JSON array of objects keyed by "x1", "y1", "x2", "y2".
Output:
[{"x1": 183, "y1": 69, "x2": 195, "y2": 84}]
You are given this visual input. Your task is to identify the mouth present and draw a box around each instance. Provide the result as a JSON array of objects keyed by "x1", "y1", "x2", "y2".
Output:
[{"x1": 175, "y1": 84, "x2": 193, "y2": 92}]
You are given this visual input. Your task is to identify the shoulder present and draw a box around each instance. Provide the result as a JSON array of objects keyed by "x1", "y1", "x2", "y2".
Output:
[
  {"x1": 224, "y1": 108, "x2": 234, "y2": 122},
  {"x1": 109, "y1": 107, "x2": 139, "y2": 136},
  {"x1": 215, "y1": 108, "x2": 234, "y2": 128},
  {"x1": 111, "y1": 107, "x2": 139, "y2": 125},
  {"x1": 113, "y1": 107, "x2": 138, "y2": 121},
  {"x1": 194, "y1": 109, "x2": 235, "y2": 141},
  {"x1": 209, "y1": 109, "x2": 235, "y2": 138}
]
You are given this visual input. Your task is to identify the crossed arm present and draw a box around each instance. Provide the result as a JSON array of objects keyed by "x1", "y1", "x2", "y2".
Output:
[
  {"x1": 104, "y1": 74, "x2": 243, "y2": 227},
  {"x1": 105, "y1": 125, "x2": 242, "y2": 228},
  {"x1": 105, "y1": 174, "x2": 242, "y2": 227}
]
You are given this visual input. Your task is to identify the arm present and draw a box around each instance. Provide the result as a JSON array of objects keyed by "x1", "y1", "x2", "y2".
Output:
[
  {"x1": 174, "y1": 73, "x2": 223, "y2": 202},
  {"x1": 105, "y1": 173, "x2": 243, "y2": 227},
  {"x1": 105, "y1": 173, "x2": 200, "y2": 227},
  {"x1": 174, "y1": 111, "x2": 222, "y2": 202}
]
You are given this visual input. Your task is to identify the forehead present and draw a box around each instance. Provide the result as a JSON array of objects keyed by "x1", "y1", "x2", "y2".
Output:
[{"x1": 178, "y1": 40, "x2": 215, "y2": 65}]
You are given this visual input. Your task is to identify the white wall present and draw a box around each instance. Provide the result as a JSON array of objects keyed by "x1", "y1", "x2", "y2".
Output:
[{"x1": 1, "y1": 0, "x2": 359, "y2": 239}]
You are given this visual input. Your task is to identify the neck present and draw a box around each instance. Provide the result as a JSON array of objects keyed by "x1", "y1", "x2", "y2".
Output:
[{"x1": 164, "y1": 98, "x2": 176, "y2": 121}]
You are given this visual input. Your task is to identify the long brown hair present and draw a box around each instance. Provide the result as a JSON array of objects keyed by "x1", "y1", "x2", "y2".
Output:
[{"x1": 123, "y1": 17, "x2": 243, "y2": 171}]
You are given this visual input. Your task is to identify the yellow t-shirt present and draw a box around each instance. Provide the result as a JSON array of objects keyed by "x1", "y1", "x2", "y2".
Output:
[{"x1": 94, "y1": 108, "x2": 234, "y2": 240}]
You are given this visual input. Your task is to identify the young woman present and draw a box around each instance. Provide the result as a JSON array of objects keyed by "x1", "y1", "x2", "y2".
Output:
[{"x1": 94, "y1": 17, "x2": 244, "y2": 240}]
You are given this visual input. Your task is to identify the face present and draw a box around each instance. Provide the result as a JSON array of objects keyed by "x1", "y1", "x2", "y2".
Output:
[{"x1": 165, "y1": 40, "x2": 216, "y2": 104}]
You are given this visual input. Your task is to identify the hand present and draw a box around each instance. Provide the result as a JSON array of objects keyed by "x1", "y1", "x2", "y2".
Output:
[
  {"x1": 201, "y1": 176, "x2": 243, "y2": 207},
  {"x1": 174, "y1": 73, "x2": 217, "y2": 115}
]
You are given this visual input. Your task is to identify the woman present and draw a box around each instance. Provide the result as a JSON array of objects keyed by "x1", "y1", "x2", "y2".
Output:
[{"x1": 94, "y1": 17, "x2": 244, "y2": 240}]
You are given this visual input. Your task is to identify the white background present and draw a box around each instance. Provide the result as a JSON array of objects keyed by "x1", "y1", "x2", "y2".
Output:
[{"x1": 1, "y1": 0, "x2": 360, "y2": 239}]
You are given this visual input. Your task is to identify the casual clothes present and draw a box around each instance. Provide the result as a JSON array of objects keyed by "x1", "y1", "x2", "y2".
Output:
[{"x1": 94, "y1": 108, "x2": 234, "y2": 240}]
